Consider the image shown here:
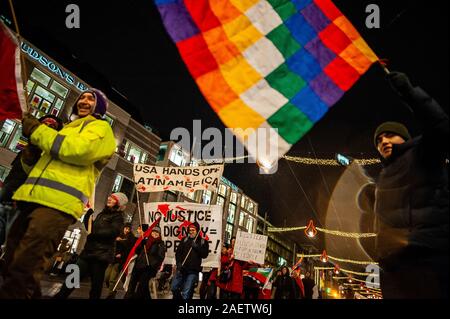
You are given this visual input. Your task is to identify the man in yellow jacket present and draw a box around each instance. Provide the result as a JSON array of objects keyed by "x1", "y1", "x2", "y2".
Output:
[{"x1": 0, "y1": 89, "x2": 116, "y2": 299}]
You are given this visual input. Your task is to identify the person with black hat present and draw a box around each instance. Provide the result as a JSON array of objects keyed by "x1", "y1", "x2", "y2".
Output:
[
  {"x1": 370, "y1": 72, "x2": 449, "y2": 298},
  {"x1": 53, "y1": 192, "x2": 128, "y2": 299},
  {"x1": 0, "y1": 88, "x2": 116, "y2": 299},
  {"x1": 124, "y1": 224, "x2": 165, "y2": 299},
  {"x1": 171, "y1": 221, "x2": 209, "y2": 300}
]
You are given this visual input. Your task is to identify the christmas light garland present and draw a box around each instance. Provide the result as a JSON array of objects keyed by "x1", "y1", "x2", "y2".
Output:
[
  {"x1": 268, "y1": 222, "x2": 377, "y2": 239},
  {"x1": 283, "y1": 155, "x2": 381, "y2": 166}
]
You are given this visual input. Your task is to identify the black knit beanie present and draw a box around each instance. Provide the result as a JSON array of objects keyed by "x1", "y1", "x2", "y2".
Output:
[{"x1": 373, "y1": 121, "x2": 411, "y2": 147}]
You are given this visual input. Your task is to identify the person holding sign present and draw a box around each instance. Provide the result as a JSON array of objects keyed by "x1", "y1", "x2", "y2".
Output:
[{"x1": 171, "y1": 222, "x2": 209, "y2": 300}]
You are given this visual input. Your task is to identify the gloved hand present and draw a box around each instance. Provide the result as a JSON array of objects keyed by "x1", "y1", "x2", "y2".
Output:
[
  {"x1": 386, "y1": 71, "x2": 414, "y2": 96},
  {"x1": 21, "y1": 113, "x2": 41, "y2": 138}
]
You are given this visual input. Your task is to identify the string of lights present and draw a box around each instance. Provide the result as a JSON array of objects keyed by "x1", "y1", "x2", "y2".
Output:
[
  {"x1": 268, "y1": 220, "x2": 377, "y2": 239},
  {"x1": 298, "y1": 253, "x2": 378, "y2": 265},
  {"x1": 283, "y1": 155, "x2": 381, "y2": 166}
]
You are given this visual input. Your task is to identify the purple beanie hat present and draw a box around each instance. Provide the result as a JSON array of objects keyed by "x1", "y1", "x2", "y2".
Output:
[{"x1": 72, "y1": 88, "x2": 109, "y2": 118}]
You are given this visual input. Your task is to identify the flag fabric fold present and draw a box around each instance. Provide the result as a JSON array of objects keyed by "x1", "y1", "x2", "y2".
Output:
[
  {"x1": 154, "y1": 0, "x2": 378, "y2": 162},
  {"x1": 0, "y1": 22, "x2": 27, "y2": 120}
]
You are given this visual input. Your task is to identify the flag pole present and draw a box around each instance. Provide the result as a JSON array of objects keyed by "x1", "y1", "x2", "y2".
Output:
[
  {"x1": 112, "y1": 254, "x2": 137, "y2": 292},
  {"x1": 378, "y1": 59, "x2": 391, "y2": 75},
  {"x1": 8, "y1": 0, "x2": 30, "y2": 112}
]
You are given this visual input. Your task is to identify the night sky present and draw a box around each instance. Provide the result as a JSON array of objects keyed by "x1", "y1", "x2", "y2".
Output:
[{"x1": 1, "y1": 0, "x2": 448, "y2": 251}]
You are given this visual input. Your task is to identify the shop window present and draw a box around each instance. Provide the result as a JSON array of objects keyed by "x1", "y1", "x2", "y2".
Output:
[
  {"x1": 230, "y1": 192, "x2": 238, "y2": 204},
  {"x1": 227, "y1": 203, "x2": 236, "y2": 224},
  {"x1": 0, "y1": 120, "x2": 17, "y2": 148},
  {"x1": 50, "y1": 80, "x2": 68, "y2": 98},
  {"x1": 34, "y1": 85, "x2": 55, "y2": 102},
  {"x1": 30, "y1": 68, "x2": 51, "y2": 86},
  {"x1": 7, "y1": 124, "x2": 23, "y2": 153},
  {"x1": 112, "y1": 174, "x2": 123, "y2": 193}
]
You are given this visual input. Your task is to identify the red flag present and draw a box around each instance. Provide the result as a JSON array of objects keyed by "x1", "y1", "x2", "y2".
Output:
[
  {"x1": 122, "y1": 217, "x2": 161, "y2": 275},
  {"x1": 0, "y1": 22, "x2": 27, "y2": 120}
]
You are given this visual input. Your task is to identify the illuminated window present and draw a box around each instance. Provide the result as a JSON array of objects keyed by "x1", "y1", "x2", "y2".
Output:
[
  {"x1": 0, "y1": 165, "x2": 11, "y2": 183},
  {"x1": 218, "y1": 184, "x2": 228, "y2": 197},
  {"x1": 169, "y1": 145, "x2": 188, "y2": 166},
  {"x1": 202, "y1": 190, "x2": 212, "y2": 204},
  {"x1": 230, "y1": 192, "x2": 238, "y2": 204},
  {"x1": 225, "y1": 223, "x2": 234, "y2": 244},
  {"x1": 216, "y1": 196, "x2": 225, "y2": 206},
  {"x1": 112, "y1": 174, "x2": 123, "y2": 193},
  {"x1": 124, "y1": 140, "x2": 148, "y2": 164},
  {"x1": 157, "y1": 144, "x2": 168, "y2": 162},
  {"x1": 104, "y1": 114, "x2": 114, "y2": 127},
  {"x1": 30, "y1": 68, "x2": 51, "y2": 86},
  {"x1": 246, "y1": 217, "x2": 254, "y2": 232},
  {"x1": 7, "y1": 123, "x2": 24, "y2": 153},
  {"x1": 50, "y1": 80, "x2": 68, "y2": 98},
  {"x1": 227, "y1": 203, "x2": 236, "y2": 224},
  {"x1": 248, "y1": 201, "x2": 254, "y2": 213},
  {"x1": 241, "y1": 195, "x2": 247, "y2": 208},
  {"x1": 239, "y1": 211, "x2": 246, "y2": 227},
  {"x1": 26, "y1": 79, "x2": 35, "y2": 93},
  {"x1": 0, "y1": 120, "x2": 17, "y2": 148},
  {"x1": 34, "y1": 86, "x2": 55, "y2": 102}
]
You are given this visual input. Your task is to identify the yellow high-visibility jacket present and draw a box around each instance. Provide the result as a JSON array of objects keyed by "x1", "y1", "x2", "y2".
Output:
[{"x1": 13, "y1": 115, "x2": 117, "y2": 220}]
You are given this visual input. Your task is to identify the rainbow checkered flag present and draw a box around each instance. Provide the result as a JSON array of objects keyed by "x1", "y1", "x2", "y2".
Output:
[{"x1": 154, "y1": 0, "x2": 378, "y2": 163}]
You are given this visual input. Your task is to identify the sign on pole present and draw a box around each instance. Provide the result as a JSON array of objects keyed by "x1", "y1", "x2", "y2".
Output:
[
  {"x1": 234, "y1": 230, "x2": 268, "y2": 265},
  {"x1": 143, "y1": 202, "x2": 223, "y2": 268},
  {"x1": 134, "y1": 164, "x2": 224, "y2": 193}
]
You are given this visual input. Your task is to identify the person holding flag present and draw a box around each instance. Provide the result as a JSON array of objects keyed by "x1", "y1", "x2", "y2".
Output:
[
  {"x1": 124, "y1": 225, "x2": 165, "y2": 299},
  {"x1": 171, "y1": 221, "x2": 209, "y2": 300}
]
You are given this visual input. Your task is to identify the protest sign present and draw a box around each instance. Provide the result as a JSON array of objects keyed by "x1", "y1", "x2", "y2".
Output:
[
  {"x1": 134, "y1": 164, "x2": 224, "y2": 193},
  {"x1": 234, "y1": 230, "x2": 268, "y2": 265},
  {"x1": 143, "y1": 202, "x2": 223, "y2": 268}
]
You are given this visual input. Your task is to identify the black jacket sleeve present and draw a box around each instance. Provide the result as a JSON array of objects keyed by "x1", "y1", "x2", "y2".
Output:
[
  {"x1": 91, "y1": 213, "x2": 123, "y2": 240},
  {"x1": 192, "y1": 238, "x2": 209, "y2": 259},
  {"x1": 399, "y1": 85, "x2": 448, "y2": 160}
]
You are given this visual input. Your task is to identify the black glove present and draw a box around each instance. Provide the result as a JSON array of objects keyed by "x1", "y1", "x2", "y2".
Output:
[
  {"x1": 386, "y1": 72, "x2": 414, "y2": 96},
  {"x1": 21, "y1": 113, "x2": 41, "y2": 138}
]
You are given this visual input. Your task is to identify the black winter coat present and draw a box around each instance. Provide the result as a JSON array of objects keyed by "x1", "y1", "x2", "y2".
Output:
[
  {"x1": 80, "y1": 207, "x2": 124, "y2": 263},
  {"x1": 374, "y1": 86, "x2": 449, "y2": 262},
  {"x1": 175, "y1": 236, "x2": 209, "y2": 273},
  {"x1": 135, "y1": 238, "x2": 166, "y2": 275},
  {"x1": 273, "y1": 274, "x2": 297, "y2": 299}
]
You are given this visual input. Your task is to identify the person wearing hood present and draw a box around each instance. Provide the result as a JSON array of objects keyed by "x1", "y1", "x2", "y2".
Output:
[
  {"x1": 0, "y1": 89, "x2": 116, "y2": 299},
  {"x1": 171, "y1": 221, "x2": 209, "y2": 300},
  {"x1": 272, "y1": 266, "x2": 297, "y2": 299},
  {"x1": 124, "y1": 225, "x2": 165, "y2": 299},
  {"x1": 371, "y1": 72, "x2": 448, "y2": 298},
  {"x1": 54, "y1": 192, "x2": 127, "y2": 299}
]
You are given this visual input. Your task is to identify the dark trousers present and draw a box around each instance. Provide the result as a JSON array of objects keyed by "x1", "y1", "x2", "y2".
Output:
[
  {"x1": 124, "y1": 267, "x2": 154, "y2": 299},
  {"x1": 0, "y1": 205, "x2": 75, "y2": 299},
  {"x1": 380, "y1": 249, "x2": 449, "y2": 299},
  {"x1": 54, "y1": 256, "x2": 109, "y2": 299},
  {"x1": 199, "y1": 271, "x2": 211, "y2": 299}
]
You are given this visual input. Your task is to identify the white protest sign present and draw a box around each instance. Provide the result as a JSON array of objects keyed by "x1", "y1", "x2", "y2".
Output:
[
  {"x1": 234, "y1": 230, "x2": 268, "y2": 265},
  {"x1": 134, "y1": 164, "x2": 224, "y2": 193},
  {"x1": 143, "y1": 202, "x2": 223, "y2": 268}
]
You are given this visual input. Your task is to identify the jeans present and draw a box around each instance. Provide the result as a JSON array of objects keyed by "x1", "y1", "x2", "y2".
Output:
[
  {"x1": 104, "y1": 263, "x2": 121, "y2": 295},
  {"x1": 171, "y1": 270, "x2": 198, "y2": 300}
]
